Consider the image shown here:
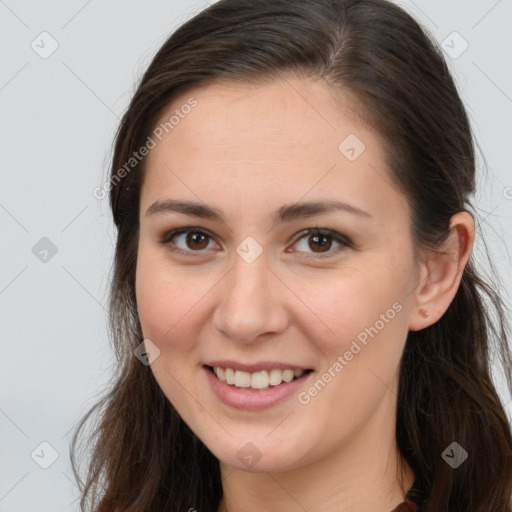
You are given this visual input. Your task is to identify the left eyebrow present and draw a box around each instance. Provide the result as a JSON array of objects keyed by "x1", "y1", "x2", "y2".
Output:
[
  {"x1": 144, "y1": 199, "x2": 372, "y2": 225},
  {"x1": 274, "y1": 199, "x2": 372, "y2": 224}
]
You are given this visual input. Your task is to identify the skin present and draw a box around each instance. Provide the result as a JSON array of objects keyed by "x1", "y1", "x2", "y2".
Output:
[{"x1": 135, "y1": 75, "x2": 474, "y2": 512}]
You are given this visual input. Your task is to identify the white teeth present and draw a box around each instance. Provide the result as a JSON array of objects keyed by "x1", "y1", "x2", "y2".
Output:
[
  {"x1": 282, "y1": 369, "x2": 294, "y2": 382},
  {"x1": 251, "y1": 371, "x2": 269, "y2": 389},
  {"x1": 234, "y1": 370, "x2": 251, "y2": 388},
  {"x1": 268, "y1": 368, "x2": 282, "y2": 386},
  {"x1": 225, "y1": 368, "x2": 235, "y2": 385},
  {"x1": 213, "y1": 366, "x2": 306, "y2": 389},
  {"x1": 268, "y1": 368, "x2": 281, "y2": 386}
]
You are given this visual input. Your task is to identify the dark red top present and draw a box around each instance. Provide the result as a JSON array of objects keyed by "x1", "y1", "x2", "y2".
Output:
[
  {"x1": 390, "y1": 480, "x2": 423, "y2": 511},
  {"x1": 390, "y1": 498, "x2": 418, "y2": 512}
]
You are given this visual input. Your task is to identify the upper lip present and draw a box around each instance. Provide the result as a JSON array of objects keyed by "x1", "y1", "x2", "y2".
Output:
[{"x1": 204, "y1": 360, "x2": 313, "y2": 372}]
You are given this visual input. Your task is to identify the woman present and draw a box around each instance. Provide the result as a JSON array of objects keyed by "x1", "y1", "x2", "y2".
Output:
[{"x1": 71, "y1": 0, "x2": 512, "y2": 510}]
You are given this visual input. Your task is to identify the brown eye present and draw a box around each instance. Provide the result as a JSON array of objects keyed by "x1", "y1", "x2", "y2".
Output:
[
  {"x1": 291, "y1": 228, "x2": 352, "y2": 258},
  {"x1": 308, "y1": 233, "x2": 333, "y2": 253},
  {"x1": 185, "y1": 231, "x2": 209, "y2": 250},
  {"x1": 160, "y1": 228, "x2": 218, "y2": 256}
]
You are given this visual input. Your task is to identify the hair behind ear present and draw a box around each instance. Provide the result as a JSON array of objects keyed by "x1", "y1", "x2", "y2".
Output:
[{"x1": 397, "y1": 261, "x2": 512, "y2": 511}]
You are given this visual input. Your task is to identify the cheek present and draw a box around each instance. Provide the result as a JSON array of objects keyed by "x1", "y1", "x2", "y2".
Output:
[
  {"x1": 293, "y1": 262, "x2": 410, "y2": 351},
  {"x1": 293, "y1": 260, "x2": 412, "y2": 421},
  {"x1": 135, "y1": 246, "x2": 198, "y2": 350},
  {"x1": 297, "y1": 271, "x2": 410, "y2": 430},
  {"x1": 134, "y1": 248, "x2": 207, "y2": 415}
]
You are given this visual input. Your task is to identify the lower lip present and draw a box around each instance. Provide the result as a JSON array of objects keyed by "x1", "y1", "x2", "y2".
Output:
[{"x1": 203, "y1": 366, "x2": 314, "y2": 411}]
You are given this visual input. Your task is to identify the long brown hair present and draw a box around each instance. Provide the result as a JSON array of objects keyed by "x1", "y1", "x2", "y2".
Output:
[{"x1": 70, "y1": 0, "x2": 512, "y2": 510}]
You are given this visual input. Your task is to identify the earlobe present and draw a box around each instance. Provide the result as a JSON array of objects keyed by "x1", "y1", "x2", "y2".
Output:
[
  {"x1": 418, "y1": 308, "x2": 429, "y2": 319},
  {"x1": 408, "y1": 211, "x2": 475, "y2": 332}
]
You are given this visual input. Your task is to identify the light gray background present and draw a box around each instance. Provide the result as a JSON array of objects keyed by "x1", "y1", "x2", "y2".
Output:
[{"x1": 1, "y1": 0, "x2": 511, "y2": 510}]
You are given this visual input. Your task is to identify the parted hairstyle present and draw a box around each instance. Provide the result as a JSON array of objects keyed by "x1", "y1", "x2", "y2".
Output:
[{"x1": 70, "y1": 0, "x2": 512, "y2": 510}]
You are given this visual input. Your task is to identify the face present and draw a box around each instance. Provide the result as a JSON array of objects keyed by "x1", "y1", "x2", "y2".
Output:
[{"x1": 135, "y1": 76, "x2": 420, "y2": 473}]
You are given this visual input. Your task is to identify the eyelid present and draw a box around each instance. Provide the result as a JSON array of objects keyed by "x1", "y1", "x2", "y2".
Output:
[{"x1": 291, "y1": 227, "x2": 352, "y2": 246}]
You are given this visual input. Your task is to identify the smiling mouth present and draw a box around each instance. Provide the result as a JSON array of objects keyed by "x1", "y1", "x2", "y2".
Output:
[{"x1": 206, "y1": 365, "x2": 314, "y2": 391}]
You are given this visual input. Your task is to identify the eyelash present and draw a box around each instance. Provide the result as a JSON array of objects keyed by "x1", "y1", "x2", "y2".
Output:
[{"x1": 159, "y1": 226, "x2": 353, "y2": 259}]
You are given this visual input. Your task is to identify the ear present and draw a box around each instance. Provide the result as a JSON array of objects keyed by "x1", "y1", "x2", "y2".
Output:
[{"x1": 408, "y1": 211, "x2": 475, "y2": 331}]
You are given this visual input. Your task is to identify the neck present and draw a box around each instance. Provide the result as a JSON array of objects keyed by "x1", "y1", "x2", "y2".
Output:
[
  {"x1": 217, "y1": 394, "x2": 415, "y2": 512},
  {"x1": 218, "y1": 453, "x2": 414, "y2": 512}
]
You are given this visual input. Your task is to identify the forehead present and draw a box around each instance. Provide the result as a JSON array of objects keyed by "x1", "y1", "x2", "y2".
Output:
[
  {"x1": 140, "y1": 76, "x2": 405, "y2": 223},
  {"x1": 150, "y1": 76, "x2": 372, "y2": 161}
]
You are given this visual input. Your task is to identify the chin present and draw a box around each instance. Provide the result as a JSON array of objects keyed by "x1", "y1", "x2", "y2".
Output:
[{"x1": 206, "y1": 435, "x2": 309, "y2": 474}]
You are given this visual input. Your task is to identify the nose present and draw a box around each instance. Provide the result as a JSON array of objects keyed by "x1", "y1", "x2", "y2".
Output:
[{"x1": 212, "y1": 249, "x2": 290, "y2": 344}]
